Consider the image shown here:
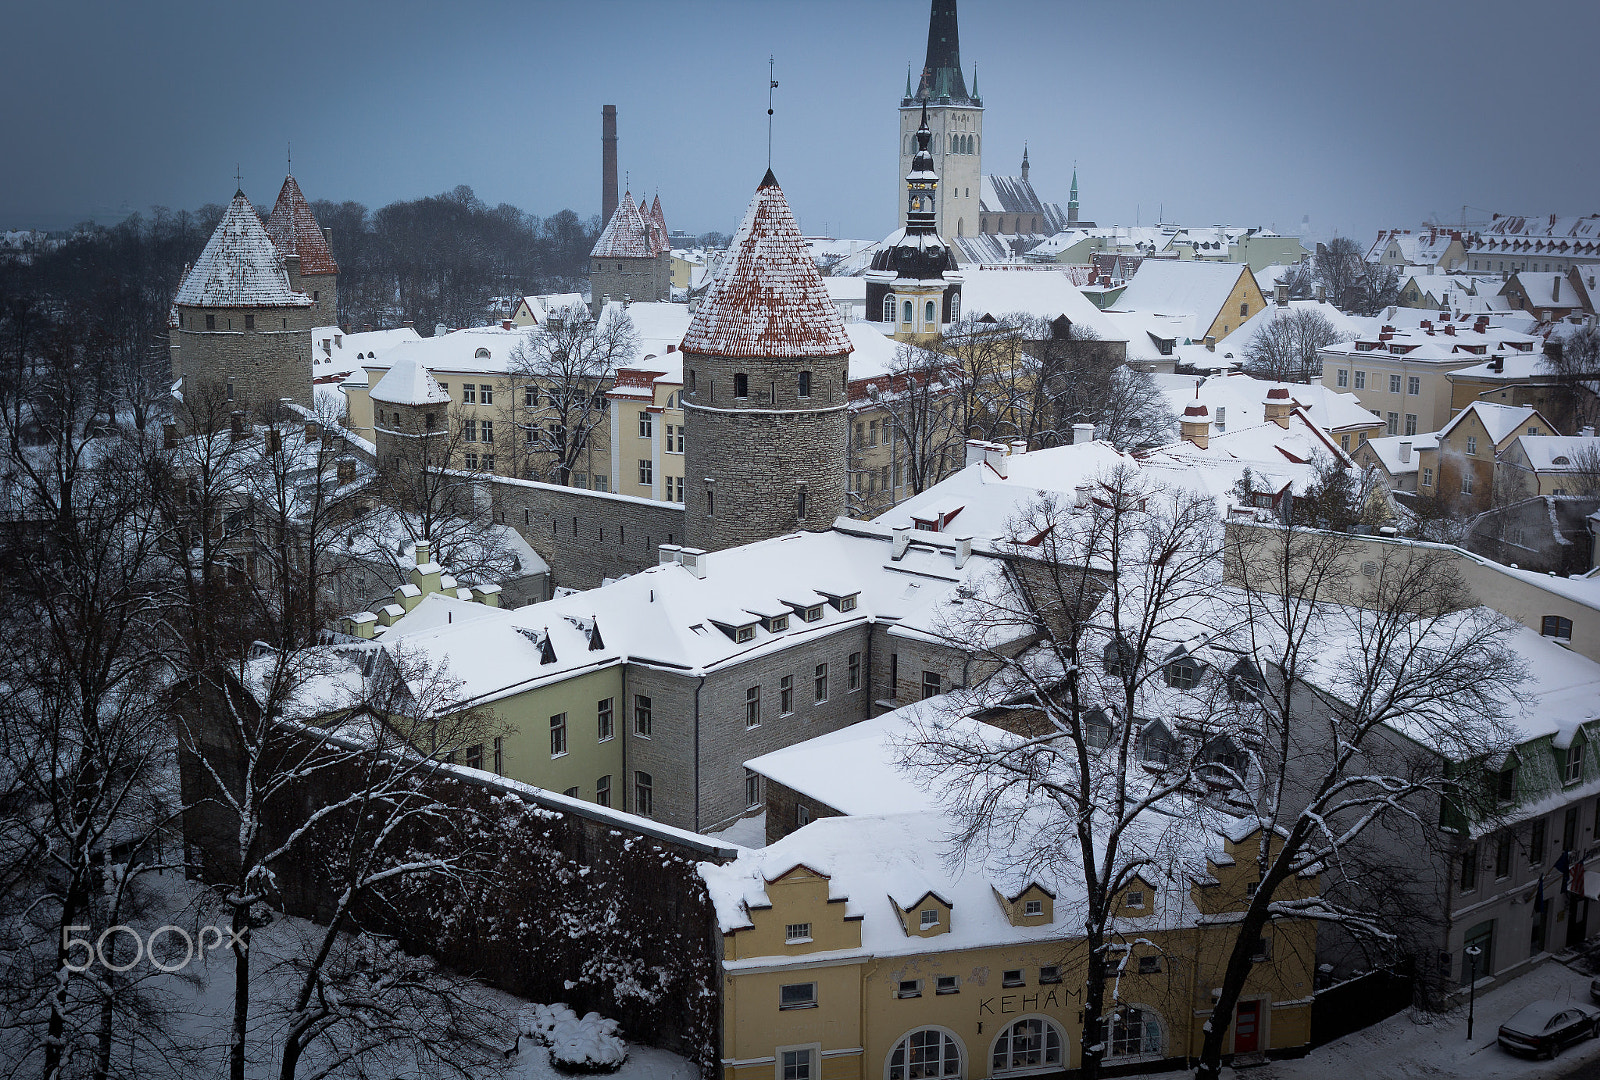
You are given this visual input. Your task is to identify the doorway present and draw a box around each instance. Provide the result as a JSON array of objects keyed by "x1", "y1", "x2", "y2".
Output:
[
  {"x1": 1567, "y1": 896, "x2": 1589, "y2": 949},
  {"x1": 1234, "y1": 1000, "x2": 1260, "y2": 1053}
]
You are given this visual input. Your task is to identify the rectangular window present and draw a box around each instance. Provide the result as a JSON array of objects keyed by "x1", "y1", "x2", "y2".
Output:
[
  {"x1": 780, "y1": 675, "x2": 795, "y2": 715},
  {"x1": 746, "y1": 767, "x2": 761, "y2": 808},
  {"x1": 897, "y1": 980, "x2": 921, "y2": 999},
  {"x1": 524, "y1": 386, "x2": 537, "y2": 408},
  {"x1": 493, "y1": 736, "x2": 503, "y2": 773},
  {"x1": 1543, "y1": 615, "x2": 1574, "y2": 639},
  {"x1": 634, "y1": 771, "x2": 653, "y2": 816},
  {"x1": 1126, "y1": 889, "x2": 1146, "y2": 909},
  {"x1": 814, "y1": 663, "x2": 828, "y2": 703},
  {"x1": 462, "y1": 384, "x2": 476, "y2": 404},
  {"x1": 1386, "y1": 411, "x2": 1399, "y2": 435},
  {"x1": 1495, "y1": 833, "x2": 1512, "y2": 878},
  {"x1": 1405, "y1": 413, "x2": 1417, "y2": 436},
  {"x1": 669, "y1": 424, "x2": 684, "y2": 453},
  {"x1": 1531, "y1": 818, "x2": 1547, "y2": 864},
  {"x1": 1024, "y1": 899, "x2": 1043, "y2": 916},
  {"x1": 1354, "y1": 370, "x2": 1366, "y2": 389},
  {"x1": 780, "y1": 923, "x2": 812, "y2": 946},
  {"x1": 638, "y1": 459, "x2": 652, "y2": 485},
  {"x1": 1002, "y1": 969, "x2": 1025, "y2": 987},
  {"x1": 920, "y1": 908, "x2": 939, "y2": 929},
  {"x1": 639, "y1": 411, "x2": 652, "y2": 438},
  {"x1": 464, "y1": 451, "x2": 478, "y2": 470},
  {"x1": 595, "y1": 774, "x2": 611, "y2": 807},
  {"x1": 921, "y1": 671, "x2": 942, "y2": 700},
  {"x1": 481, "y1": 420, "x2": 493, "y2": 443},
  {"x1": 1422, "y1": 467, "x2": 1434, "y2": 488},
  {"x1": 779, "y1": 983, "x2": 817, "y2": 1011},
  {"x1": 243, "y1": 313, "x2": 255, "y2": 331},
  {"x1": 1337, "y1": 368, "x2": 1349, "y2": 388},
  {"x1": 848, "y1": 651, "x2": 862, "y2": 691},
  {"x1": 1461, "y1": 473, "x2": 1474, "y2": 495},
  {"x1": 1139, "y1": 956, "x2": 1162, "y2": 974},
  {"x1": 745, "y1": 685, "x2": 761, "y2": 728},
  {"x1": 597, "y1": 697, "x2": 614, "y2": 741},
  {"x1": 476, "y1": 384, "x2": 492, "y2": 406},
  {"x1": 672, "y1": 476, "x2": 684, "y2": 502},
  {"x1": 1408, "y1": 376, "x2": 1420, "y2": 396},
  {"x1": 634, "y1": 694, "x2": 652, "y2": 737},
  {"x1": 935, "y1": 975, "x2": 959, "y2": 994},
  {"x1": 549, "y1": 713, "x2": 567, "y2": 756},
  {"x1": 1389, "y1": 374, "x2": 1402, "y2": 393},
  {"x1": 1566, "y1": 806, "x2": 1581, "y2": 851},
  {"x1": 1459, "y1": 843, "x2": 1477, "y2": 892},
  {"x1": 780, "y1": 1050, "x2": 813, "y2": 1080},
  {"x1": 562, "y1": 786, "x2": 579, "y2": 798},
  {"x1": 462, "y1": 418, "x2": 477, "y2": 441},
  {"x1": 465, "y1": 743, "x2": 483, "y2": 770},
  {"x1": 1039, "y1": 965, "x2": 1061, "y2": 984},
  {"x1": 1466, "y1": 435, "x2": 1477, "y2": 456},
  {"x1": 205, "y1": 313, "x2": 216, "y2": 331},
  {"x1": 890, "y1": 652, "x2": 898, "y2": 698}
]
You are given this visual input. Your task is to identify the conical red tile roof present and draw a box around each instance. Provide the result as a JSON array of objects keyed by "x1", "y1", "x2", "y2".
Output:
[
  {"x1": 681, "y1": 171, "x2": 850, "y2": 359},
  {"x1": 591, "y1": 191, "x2": 655, "y2": 258},
  {"x1": 265, "y1": 175, "x2": 339, "y2": 275},
  {"x1": 173, "y1": 191, "x2": 313, "y2": 309}
]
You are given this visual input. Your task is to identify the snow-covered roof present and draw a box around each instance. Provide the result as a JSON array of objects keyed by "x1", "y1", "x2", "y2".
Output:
[
  {"x1": 595, "y1": 300, "x2": 692, "y2": 361},
  {"x1": 1361, "y1": 431, "x2": 1439, "y2": 475},
  {"x1": 1112, "y1": 260, "x2": 1254, "y2": 341},
  {"x1": 313, "y1": 325, "x2": 420, "y2": 383},
  {"x1": 370, "y1": 353, "x2": 450, "y2": 406},
  {"x1": 1437, "y1": 401, "x2": 1543, "y2": 445},
  {"x1": 682, "y1": 171, "x2": 851, "y2": 359},
  {"x1": 1511, "y1": 435, "x2": 1600, "y2": 471},
  {"x1": 978, "y1": 174, "x2": 1067, "y2": 235},
  {"x1": 1230, "y1": 300, "x2": 1368, "y2": 348},
  {"x1": 958, "y1": 267, "x2": 1125, "y2": 340},
  {"x1": 264, "y1": 175, "x2": 338, "y2": 275},
  {"x1": 173, "y1": 192, "x2": 314, "y2": 309},
  {"x1": 1151, "y1": 372, "x2": 1381, "y2": 440},
  {"x1": 590, "y1": 190, "x2": 656, "y2": 259}
]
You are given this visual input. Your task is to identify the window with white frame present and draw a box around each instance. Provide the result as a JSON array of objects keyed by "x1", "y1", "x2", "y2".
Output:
[
  {"x1": 1108, "y1": 1006, "x2": 1163, "y2": 1058},
  {"x1": 638, "y1": 459, "x2": 652, "y2": 486},
  {"x1": 848, "y1": 651, "x2": 862, "y2": 690},
  {"x1": 920, "y1": 908, "x2": 939, "y2": 929},
  {"x1": 746, "y1": 768, "x2": 761, "y2": 808},
  {"x1": 888, "y1": 1028, "x2": 961, "y2": 1079},
  {"x1": 1422, "y1": 466, "x2": 1434, "y2": 488},
  {"x1": 779, "y1": 675, "x2": 795, "y2": 715},
  {"x1": 745, "y1": 685, "x2": 760, "y2": 728},
  {"x1": 783, "y1": 922, "x2": 811, "y2": 943},
  {"x1": 1408, "y1": 376, "x2": 1420, "y2": 395},
  {"x1": 991, "y1": 1016, "x2": 1065, "y2": 1073},
  {"x1": 462, "y1": 384, "x2": 476, "y2": 404},
  {"x1": 549, "y1": 713, "x2": 567, "y2": 756},
  {"x1": 480, "y1": 384, "x2": 493, "y2": 405},
  {"x1": 1567, "y1": 740, "x2": 1586, "y2": 784},
  {"x1": 1024, "y1": 899, "x2": 1043, "y2": 916},
  {"x1": 1461, "y1": 473, "x2": 1474, "y2": 494},
  {"x1": 1389, "y1": 374, "x2": 1402, "y2": 393},
  {"x1": 638, "y1": 411, "x2": 652, "y2": 438},
  {"x1": 1337, "y1": 368, "x2": 1349, "y2": 388},
  {"x1": 814, "y1": 663, "x2": 828, "y2": 703},
  {"x1": 1405, "y1": 413, "x2": 1417, "y2": 436},
  {"x1": 597, "y1": 698, "x2": 613, "y2": 741},
  {"x1": 1466, "y1": 435, "x2": 1477, "y2": 455},
  {"x1": 1354, "y1": 370, "x2": 1366, "y2": 389}
]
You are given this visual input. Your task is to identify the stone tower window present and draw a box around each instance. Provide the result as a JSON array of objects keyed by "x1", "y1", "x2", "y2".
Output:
[
  {"x1": 424, "y1": 413, "x2": 435, "y2": 430},
  {"x1": 734, "y1": 373, "x2": 749, "y2": 399},
  {"x1": 206, "y1": 314, "x2": 216, "y2": 331},
  {"x1": 798, "y1": 371, "x2": 811, "y2": 398},
  {"x1": 686, "y1": 369, "x2": 696, "y2": 392},
  {"x1": 244, "y1": 314, "x2": 254, "y2": 330}
]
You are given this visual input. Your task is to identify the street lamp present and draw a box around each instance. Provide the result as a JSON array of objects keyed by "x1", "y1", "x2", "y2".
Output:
[{"x1": 1465, "y1": 944, "x2": 1482, "y2": 1041}]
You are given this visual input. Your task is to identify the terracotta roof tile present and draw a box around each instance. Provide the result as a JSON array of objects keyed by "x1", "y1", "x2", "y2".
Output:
[
  {"x1": 681, "y1": 171, "x2": 851, "y2": 359},
  {"x1": 173, "y1": 192, "x2": 314, "y2": 309},
  {"x1": 591, "y1": 191, "x2": 655, "y2": 259},
  {"x1": 265, "y1": 175, "x2": 339, "y2": 275}
]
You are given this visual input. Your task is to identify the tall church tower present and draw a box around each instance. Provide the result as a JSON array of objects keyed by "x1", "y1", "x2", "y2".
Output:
[
  {"x1": 867, "y1": 103, "x2": 963, "y2": 340},
  {"x1": 899, "y1": 0, "x2": 982, "y2": 239},
  {"x1": 681, "y1": 170, "x2": 851, "y2": 553}
]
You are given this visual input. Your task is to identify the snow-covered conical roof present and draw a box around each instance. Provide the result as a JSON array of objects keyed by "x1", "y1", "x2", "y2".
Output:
[
  {"x1": 371, "y1": 352, "x2": 450, "y2": 406},
  {"x1": 590, "y1": 191, "x2": 655, "y2": 259},
  {"x1": 265, "y1": 175, "x2": 339, "y2": 275},
  {"x1": 680, "y1": 171, "x2": 851, "y2": 359},
  {"x1": 173, "y1": 191, "x2": 314, "y2": 309}
]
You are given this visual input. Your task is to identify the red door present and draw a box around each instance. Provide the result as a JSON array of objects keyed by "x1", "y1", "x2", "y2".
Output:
[{"x1": 1234, "y1": 1000, "x2": 1261, "y2": 1053}]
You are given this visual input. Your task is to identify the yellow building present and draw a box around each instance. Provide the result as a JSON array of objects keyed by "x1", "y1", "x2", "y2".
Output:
[
  {"x1": 702, "y1": 809, "x2": 1317, "y2": 1080},
  {"x1": 1112, "y1": 261, "x2": 1269, "y2": 346},
  {"x1": 606, "y1": 360, "x2": 687, "y2": 502}
]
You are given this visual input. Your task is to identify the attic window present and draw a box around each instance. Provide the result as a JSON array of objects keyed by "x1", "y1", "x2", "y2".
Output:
[
  {"x1": 920, "y1": 908, "x2": 939, "y2": 929},
  {"x1": 475, "y1": 348, "x2": 491, "y2": 359},
  {"x1": 735, "y1": 625, "x2": 754, "y2": 643},
  {"x1": 763, "y1": 614, "x2": 789, "y2": 633},
  {"x1": 1126, "y1": 889, "x2": 1146, "y2": 909},
  {"x1": 1023, "y1": 899, "x2": 1043, "y2": 916},
  {"x1": 1166, "y1": 658, "x2": 1199, "y2": 690},
  {"x1": 1567, "y1": 740, "x2": 1586, "y2": 785},
  {"x1": 784, "y1": 922, "x2": 812, "y2": 943},
  {"x1": 1553, "y1": 456, "x2": 1571, "y2": 465},
  {"x1": 837, "y1": 595, "x2": 857, "y2": 612},
  {"x1": 802, "y1": 604, "x2": 823, "y2": 622}
]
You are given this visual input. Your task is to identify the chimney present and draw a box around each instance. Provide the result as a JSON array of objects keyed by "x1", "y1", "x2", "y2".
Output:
[
  {"x1": 163, "y1": 421, "x2": 178, "y2": 450},
  {"x1": 336, "y1": 457, "x2": 355, "y2": 485},
  {"x1": 602, "y1": 105, "x2": 619, "y2": 226},
  {"x1": 1315, "y1": 285, "x2": 1326, "y2": 303},
  {"x1": 953, "y1": 535, "x2": 972, "y2": 569},
  {"x1": 1263, "y1": 385, "x2": 1293, "y2": 428},
  {"x1": 1399, "y1": 441, "x2": 1411, "y2": 463},
  {"x1": 305, "y1": 418, "x2": 319, "y2": 442},
  {"x1": 502, "y1": 320, "x2": 512, "y2": 331},
  {"x1": 1073, "y1": 422, "x2": 1096, "y2": 444},
  {"x1": 1581, "y1": 426, "x2": 1596, "y2": 439},
  {"x1": 679, "y1": 547, "x2": 708, "y2": 579},
  {"x1": 1074, "y1": 483, "x2": 1091, "y2": 508},
  {"x1": 414, "y1": 539, "x2": 432, "y2": 567},
  {"x1": 1204, "y1": 336, "x2": 1216, "y2": 351},
  {"x1": 1180, "y1": 402, "x2": 1211, "y2": 449},
  {"x1": 1010, "y1": 439, "x2": 1028, "y2": 457},
  {"x1": 965, "y1": 439, "x2": 990, "y2": 468},
  {"x1": 230, "y1": 410, "x2": 245, "y2": 441},
  {"x1": 435, "y1": 323, "x2": 449, "y2": 337},
  {"x1": 1275, "y1": 283, "x2": 1289, "y2": 307},
  {"x1": 267, "y1": 428, "x2": 282, "y2": 455},
  {"x1": 658, "y1": 543, "x2": 683, "y2": 566},
  {"x1": 983, "y1": 444, "x2": 1009, "y2": 478},
  {"x1": 1490, "y1": 355, "x2": 1504, "y2": 373},
  {"x1": 892, "y1": 525, "x2": 911, "y2": 560}
]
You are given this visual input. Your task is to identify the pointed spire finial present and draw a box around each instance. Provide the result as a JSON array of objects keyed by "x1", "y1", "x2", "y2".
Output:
[
  {"x1": 906, "y1": 63, "x2": 913, "y2": 100},
  {"x1": 767, "y1": 55, "x2": 779, "y2": 171},
  {"x1": 286, "y1": 141, "x2": 292, "y2": 177},
  {"x1": 972, "y1": 62, "x2": 979, "y2": 99},
  {"x1": 233, "y1": 163, "x2": 243, "y2": 198}
]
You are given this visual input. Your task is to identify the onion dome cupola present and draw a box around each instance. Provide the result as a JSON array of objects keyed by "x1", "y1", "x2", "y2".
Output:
[{"x1": 868, "y1": 103, "x2": 964, "y2": 339}]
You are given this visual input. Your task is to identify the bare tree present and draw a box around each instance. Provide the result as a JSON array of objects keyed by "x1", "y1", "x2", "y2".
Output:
[
  {"x1": 1020, "y1": 318, "x2": 1172, "y2": 450},
  {"x1": 1292, "y1": 453, "x2": 1387, "y2": 530},
  {"x1": 866, "y1": 343, "x2": 964, "y2": 503},
  {"x1": 368, "y1": 404, "x2": 503, "y2": 565},
  {"x1": 1241, "y1": 308, "x2": 1343, "y2": 383},
  {"x1": 1314, "y1": 238, "x2": 1365, "y2": 313},
  {"x1": 507, "y1": 303, "x2": 635, "y2": 485},
  {"x1": 900, "y1": 469, "x2": 1245, "y2": 1080},
  {"x1": 1193, "y1": 524, "x2": 1523, "y2": 1079},
  {"x1": 1548, "y1": 323, "x2": 1600, "y2": 433}
]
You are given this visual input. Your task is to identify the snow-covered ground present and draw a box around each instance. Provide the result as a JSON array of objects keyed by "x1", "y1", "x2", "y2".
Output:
[
  {"x1": 708, "y1": 810, "x2": 766, "y2": 848},
  {"x1": 1149, "y1": 958, "x2": 1600, "y2": 1080}
]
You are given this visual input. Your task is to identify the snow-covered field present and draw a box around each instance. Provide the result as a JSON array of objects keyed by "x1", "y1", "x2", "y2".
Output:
[{"x1": 1149, "y1": 958, "x2": 1600, "y2": 1080}]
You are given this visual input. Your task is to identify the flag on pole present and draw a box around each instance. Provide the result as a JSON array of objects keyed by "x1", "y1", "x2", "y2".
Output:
[{"x1": 1572, "y1": 858, "x2": 1586, "y2": 897}]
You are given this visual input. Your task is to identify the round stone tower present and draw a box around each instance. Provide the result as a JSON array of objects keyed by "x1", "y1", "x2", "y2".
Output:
[
  {"x1": 264, "y1": 174, "x2": 340, "y2": 326},
  {"x1": 681, "y1": 169, "x2": 852, "y2": 552},
  {"x1": 169, "y1": 189, "x2": 316, "y2": 414},
  {"x1": 370, "y1": 351, "x2": 451, "y2": 474}
]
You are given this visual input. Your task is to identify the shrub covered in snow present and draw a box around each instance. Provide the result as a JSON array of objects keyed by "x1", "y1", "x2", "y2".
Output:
[{"x1": 518, "y1": 1003, "x2": 627, "y2": 1073}]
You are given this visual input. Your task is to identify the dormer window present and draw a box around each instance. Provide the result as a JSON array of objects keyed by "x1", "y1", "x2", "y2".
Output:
[
  {"x1": 1166, "y1": 657, "x2": 1199, "y2": 689},
  {"x1": 802, "y1": 604, "x2": 823, "y2": 622},
  {"x1": 837, "y1": 595, "x2": 856, "y2": 612},
  {"x1": 785, "y1": 922, "x2": 812, "y2": 943},
  {"x1": 735, "y1": 625, "x2": 754, "y2": 643},
  {"x1": 1126, "y1": 889, "x2": 1146, "y2": 910},
  {"x1": 920, "y1": 908, "x2": 939, "y2": 929},
  {"x1": 475, "y1": 348, "x2": 491, "y2": 359},
  {"x1": 763, "y1": 614, "x2": 788, "y2": 633},
  {"x1": 1024, "y1": 899, "x2": 1043, "y2": 916},
  {"x1": 1566, "y1": 740, "x2": 1586, "y2": 785}
]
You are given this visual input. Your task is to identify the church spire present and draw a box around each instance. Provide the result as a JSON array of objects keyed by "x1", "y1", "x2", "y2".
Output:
[
  {"x1": 1068, "y1": 164, "x2": 1080, "y2": 226},
  {"x1": 915, "y1": 1, "x2": 971, "y2": 104},
  {"x1": 1021, "y1": 143, "x2": 1030, "y2": 182}
]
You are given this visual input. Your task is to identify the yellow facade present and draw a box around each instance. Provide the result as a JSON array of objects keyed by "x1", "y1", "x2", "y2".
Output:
[
  {"x1": 1207, "y1": 267, "x2": 1270, "y2": 343},
  {"x1": 607, "y1": 371, "x2": 686, "y2": 502},
  {"x1": 718, "y1": 830, "x2": 1319, "y2": 1079}
]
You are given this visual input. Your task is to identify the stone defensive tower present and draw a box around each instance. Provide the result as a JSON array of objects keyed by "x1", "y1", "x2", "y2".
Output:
[
  {"x1": 680, "y1": 170, "x2": 851, "y2": 553},
  {"x1": 370, "y1": 350, "x2": 451, "y2": 473},
  {"x1": 899, "y1": 0, "x2": 981, "y2": 238},
  {"x1": 264, "y1": 174, "x2": 340, "y2": 326},
  {"x1": 588, "y1": 190, "x2": 670, "y2": 316},
  {"x1": 169, "y1": 189, "x2": 317, "y2": 413}
]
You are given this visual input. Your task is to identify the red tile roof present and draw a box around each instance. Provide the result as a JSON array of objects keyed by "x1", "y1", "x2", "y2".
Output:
[
  {"x1": 173, "y1": 192, "x2": 314, "y2": 309},
  {"x1": 264, "y1": 175, "x2": 339, "y2": 275},
  {"x1": 681, "y1": 171, "x2": 851, "y2": 359},
  {"x1": 591, "y1": 190, "x2": 656, "y2": 259}
]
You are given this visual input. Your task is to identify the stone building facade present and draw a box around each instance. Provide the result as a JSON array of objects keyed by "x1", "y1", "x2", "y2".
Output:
[
  {"x1": 899, "y1": 1, "x2": 982, "y2": 237},
  {"x1": 588, "y1": 191, "x2": 671, "y2": 315},
  {"x1": 681, "y1": 170, "x2": 852, "y2": 552}
]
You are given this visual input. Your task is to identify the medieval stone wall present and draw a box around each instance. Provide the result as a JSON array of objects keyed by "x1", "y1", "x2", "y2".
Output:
[
  {"x1": 171, "y1": 302, "x2": 318, "y2": 413},
  {"x1": 486, "y1": 474, "x2": 687, "y2": 591}
]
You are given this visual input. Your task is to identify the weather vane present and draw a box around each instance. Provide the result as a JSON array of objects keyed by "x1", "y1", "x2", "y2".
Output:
[
  {"x1": 234, "y1": 163, "x2": 242, "y2": 192},
  {"x1": 287, "y1": 142, "x2": 292, "y2": 175},
  {"x1": 767, "y1": 56, "x2": 779, "y2": 169}
]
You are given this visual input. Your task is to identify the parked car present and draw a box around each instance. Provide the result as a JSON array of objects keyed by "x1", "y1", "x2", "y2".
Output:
[
  {"x1": 1591, "y1": 976, "x2": 1600, "y2": 1006},
  {"x1": 1498, "y1": 1000, "x2": 1600, "y2": 1058}
]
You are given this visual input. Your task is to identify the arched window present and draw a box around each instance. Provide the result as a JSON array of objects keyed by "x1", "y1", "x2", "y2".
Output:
[
  {"x1": 883, "y1": 293, "x2": 897, "y2": 322},
  {"x1": 925, "y1": 300, "x2": 937, "y2": 324},
  {"x1": 1108, "y1": 1006, "x2": 1164, "y2": 1058},
  {"x1": 991, "y1": 1016, "x2": 1065, "y2": 1073},
  {"x1": 475, "y1": 348, "x2": 491, "y2": 359},
  {"x1": 903, "y1": 300, "x2": 914, "y2": 324},
  {"x1": 887, "y1": 1027, "x2": 962, "y2": 1080},
  {"x1": 950, "y1": 294, "x2": 960, "y2": 321}
]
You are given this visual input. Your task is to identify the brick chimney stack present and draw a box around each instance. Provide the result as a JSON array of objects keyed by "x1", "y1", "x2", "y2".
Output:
[{"x1": 602, "y1": 105, "x2": 619, "y2": 226}]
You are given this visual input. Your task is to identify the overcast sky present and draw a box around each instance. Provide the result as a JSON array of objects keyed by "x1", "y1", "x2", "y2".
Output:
[{"x1": 4, "y1": 0, "x2": 1596, "y2": 243}]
